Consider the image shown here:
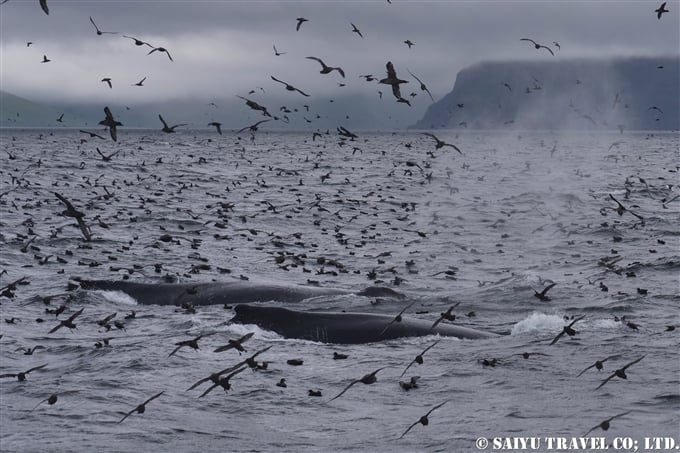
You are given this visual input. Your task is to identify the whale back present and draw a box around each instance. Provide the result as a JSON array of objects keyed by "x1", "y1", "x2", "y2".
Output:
[{"x1": 231, "y1": 304, "x2": 499, "y2": 344}]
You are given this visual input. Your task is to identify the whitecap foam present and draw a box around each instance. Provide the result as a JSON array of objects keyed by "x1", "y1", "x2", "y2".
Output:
[
  {"x1": 95, "y1": 290, "x2": 139, "y2": 306},
  {"x1": 511, "y1": 312, "x2": 565, "y2": 335}
]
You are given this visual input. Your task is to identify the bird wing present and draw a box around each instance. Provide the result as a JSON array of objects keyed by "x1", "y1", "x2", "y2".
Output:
[
  {"x1": 399, "y1": 421, "x2": 420, "y2": 439},
  {"x1": 582, "y1": 424, "x2": 599, "y2": 437},
  {"x1": 270, "y1": 75, "x2": 285, "y2": 85},
  {"x1": 400, "y1": 359, "x2": 417, "y2": 377},
  {"x1": 168, "y1": 345, "x2": 182, "y2": 357},
  {"x1": 306, "y1": 56, "x2": 324, "y2": 67},
  {"x1": 576, "y1": 363, "x2": 596, "y2": 377},
  {"x1": 89, "y1": 17, "x2": 99, "y2": 31},
  {"x1": 67, "y1": 308, "x2": 84, "y2": 322},
  {"x1": 39, "y1": 0, "x2": 48, "y2": 15},
  {"x1": 104, "y1": 106, "x2": 114, "y2": 121},
  {"x1": 118, "y1": 409, "x2": 135, "y2": 423},
  {"x1": 214, "y1": 341, "x2": 238, "y2": 353},
  {"x1": 568, "y1": 315, "x2": 586, "y2": 328},
  {"x1": 549, "y1": 330, "x2": 565, "y2": 345},
  {"x1": 520, "y1": 38, "x2": 537, "y2": 45},
  {"x1": 621, "y1": 355, "x2": 646, "y2": 371},
  {"x1": 335, "y1": 67, "x2": 346, "y2": 78},
  {"x1": 329, "y1": 379, "x2": 359, "y2": 401},
  {"x1": 425, "y1": 400, "x2": 448, "y2": 417},
  {"x1": 407, "y1": 69, "x2": 422, "y2": 85},
  {"x1": 595, "y1": 372, "x2": 616, "y2": 390},
  {"x1": 142, "y1": 391, "x2": 164, "y2": 406},
  {"x1": 430, "y1": 316, "x2": 443, "y2": 330},
  {"x1": 199, "y1": 382, "x2": 219, "y2": 398},
  {"x1": 421, "y1": 340, "x2": 441, "y2": 356},
  {"x1": 609, "y1": 411, "x2": 632, "y2": 422},
  {"x1": 225, "y1": 365, "x2": 247, "y2": 381},
  {"x1": 444, "y1": 143, "x2": 463, "y2": 155},
  {"x1": 158, "y1": 114, "x2": 168, "y2": 128},
  {"x1": 539, "y1": 45, "x2": 555, "y2": 56}
]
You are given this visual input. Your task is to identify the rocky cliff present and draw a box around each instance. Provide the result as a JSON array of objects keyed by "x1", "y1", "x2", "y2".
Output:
[{"x1": 412, "y1": 57, "x2": 679, "y2": 131}]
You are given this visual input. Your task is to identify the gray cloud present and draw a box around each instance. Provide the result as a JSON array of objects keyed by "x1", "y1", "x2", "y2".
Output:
[{"x1": 1, "y1": 1, "x2": 677, "y2": 128}]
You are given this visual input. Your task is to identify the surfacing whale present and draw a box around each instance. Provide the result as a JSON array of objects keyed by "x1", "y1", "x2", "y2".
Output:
[
  {"x1": 230, "y1": 304, "x2": 500, "y2": 344},
  {"x1": 77, "y1": 279, "x2": 404, "y2": 306}
]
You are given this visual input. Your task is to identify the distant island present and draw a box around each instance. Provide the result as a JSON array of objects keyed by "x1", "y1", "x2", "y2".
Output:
[{"x1": 412, "y1": 56, "x2": 679, "y2": 131}]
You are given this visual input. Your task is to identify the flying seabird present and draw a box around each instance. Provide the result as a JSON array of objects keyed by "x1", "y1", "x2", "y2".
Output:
[
  {"x1": 400, "y1": 340, "x2": 440, "y2": 377},
  {"x1": 133, "y1": 76, "x2": 146, "y2": 86},
  {"x1": 148, "y1": 46, "x2": 173, "y2": 62},
  {"x1": 98, "y1": 106, "x2": 122, "y2": 142},
  {"x1": 379, "y1": 61, "x2": 409, "y2": 102},
  {"x1": 32, "y1": 393, "x2": 58, "y2": 411},
  {"x1": 421, "y1": 132, "x2": 463, "y2": 154},
  {"x1": 655, "y1": 2, "x2": 669, "y2": 19},
  {"x1": 96, "y1": 148, "x2": 120, "y2": 162},
  {"x1": 407, "y1": 69, "x2": 435, "y2": 102},
  {"x1": 520, "y1": 38, "x2": 555, "y2": 56},
  {"x1": 404, "y1": 39, "x2": 414, "y2": 48},
  {"x1": 533, "y1": 282, "x2": 557, "y2": 301},
  {"x1": 236, "y1": 95, "x2": 272, "y2": 117},
  {"x1": 273, "y1": 45, "x2": 286, "y2": 56},
  {"x1": 549, "y1": 315, "x2": 585, "y2": 345},
  {"x1": 271, "y1": 76, "x2": 310, "y2": 96},
  {"x1": 207, "y1": 122, "x2": 222, "y2": 135},
  {"x1": 158, "y1": 114, "x2": 187, "y2": 133},
  {"x1": 596, "y1": 355, "x2": 646, "y2": 389},
  {"x1": 0, "y1": 364, "x2": 48, "y2": 382},
  {"x1": 399, "y1": 401, "x2": 447, "y2": 439},
  {"x1": 430, "y1": 303, "x2": 460, "y2": 329},
  {"x1": 296, "y1": 17, "x2": 308, "y2": 31},
  {"x1": 329, "y1": 367, "x2": 386, "y2": 401},
  {"x1": 118, "y1": 391, "x2": 164, "y2": 423},
  {"x1": 199, "y1": 365, "x2": 247, "y2": 397},
  {"x1": 101, "y1": 78, "x2": 112, "y2": 89},
  {"x1": 380, "y1": 302, "x2": 415, "y2": 336},
  {"x1": 306, "y1": 56, "x2": 345, "y2": 78},
  {"x1": 583, "y1": 412, "x2": 632, "y2": 437},
  {"x1": 577, "y1": 355, "x2": 618, "y2": 377},
  {"x1": 350, "y1": 23, "x2": 363, "y2": 38},
  {"x1": 41, "y1": 55, "x2": 50, "y2": 63},
  {"x1": 56, "y1": 113, "x2": 64, "y2": 123},
  {"x1": 237, "y1": 119, "x2": 271, "y2": 134},
  {"x1": 123, "y1": 35, "x2": 153, "y2": 47},
  {"x1": 48, "y1": 308, "x2": 84, "y2": 334},
  {"x1": 213, "y1": 332, "x2": 254, "y2": 353},
  {"x1": 89, "y1": 16, "x2": 117, "y2": 35}
]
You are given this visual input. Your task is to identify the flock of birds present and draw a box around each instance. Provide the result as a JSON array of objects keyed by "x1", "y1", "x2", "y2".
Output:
[{"x1": 0, "y1": 0, "x2": 677, "y2": 447}]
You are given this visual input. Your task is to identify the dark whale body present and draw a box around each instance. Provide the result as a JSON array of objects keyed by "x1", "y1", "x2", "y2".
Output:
[
  {"x1": 77, "y1": 279, "x2": 403, "y2": 306},
  {"x1": 230, "y1": 304, "x2": 499, "y2": 344}
]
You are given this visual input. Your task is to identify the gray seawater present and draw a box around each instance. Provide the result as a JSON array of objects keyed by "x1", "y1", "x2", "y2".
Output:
[{"x1": 0, "y1": 129, "x2": 678, "y2": 453}]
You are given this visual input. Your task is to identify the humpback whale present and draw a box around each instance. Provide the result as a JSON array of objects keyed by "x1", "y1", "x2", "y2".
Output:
[
  {"x1": 77, "y1": 279, "x2": 404, "y2": 306},
  {"x1": 230, "y1": 304, "x2": 500, "y2": 344}
]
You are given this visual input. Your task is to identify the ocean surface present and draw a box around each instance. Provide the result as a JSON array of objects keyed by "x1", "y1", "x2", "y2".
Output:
[{"x1": 0, "y1": 128, "x2": 678, "y2": 452}]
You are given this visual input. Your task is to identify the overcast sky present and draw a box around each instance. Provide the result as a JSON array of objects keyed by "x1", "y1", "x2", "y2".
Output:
[{"x1": 0, "y1": 0, "x2": 678, "y2": 127}]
